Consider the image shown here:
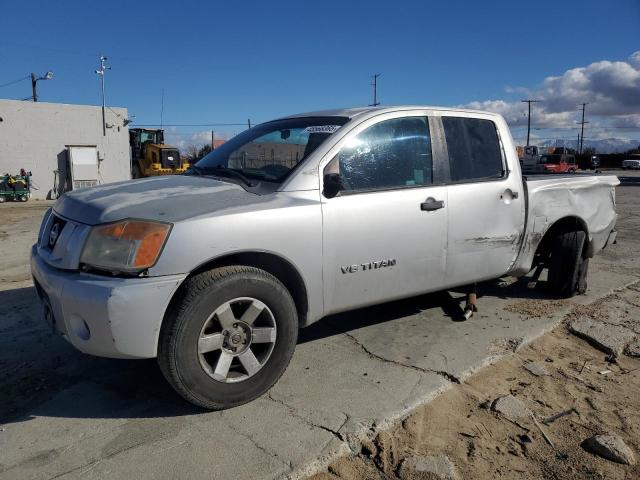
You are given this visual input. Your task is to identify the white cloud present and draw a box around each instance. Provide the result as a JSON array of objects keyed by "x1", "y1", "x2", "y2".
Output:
[
  {"x1": 164, "y1": 130, "x2": 231, "y2": 151},
  {"x1": 462, "y1": 51, "x2": 640, "y2": 133}
]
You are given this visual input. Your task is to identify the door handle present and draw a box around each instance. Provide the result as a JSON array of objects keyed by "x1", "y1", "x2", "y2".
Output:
[
  {"x1": 500, "y1": 189, "x2": 519, "y2": 203},
  {"x1": 420, "y1": 197, "x2": 445, "y2": 211}
]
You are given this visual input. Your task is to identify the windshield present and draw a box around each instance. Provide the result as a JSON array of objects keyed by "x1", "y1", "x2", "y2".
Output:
[{"x1": 189, "y1": 116, "x2": 348, "y2": 183}]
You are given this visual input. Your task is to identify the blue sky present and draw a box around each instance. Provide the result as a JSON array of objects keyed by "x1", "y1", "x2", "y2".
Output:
[{"x1": 1, "y1": 0, "x2": 639, "y2": 150}]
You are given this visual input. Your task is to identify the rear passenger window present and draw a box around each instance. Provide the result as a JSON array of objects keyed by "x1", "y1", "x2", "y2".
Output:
[
  {"x1": 330, "y1": 116, "x2": 433, "y2": 192},
  {"x1": 442, "y1": 117, "x2": 504, "y2": 182}
]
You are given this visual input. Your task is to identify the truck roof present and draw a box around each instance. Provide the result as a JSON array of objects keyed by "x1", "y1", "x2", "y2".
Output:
[{"x1": 275, "y1": 105, "x2": 503, "y2": 121}]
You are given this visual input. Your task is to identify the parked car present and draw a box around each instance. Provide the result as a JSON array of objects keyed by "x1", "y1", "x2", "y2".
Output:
[
  {"x1": 31, "y1": 106, "x2": 619, "y2": 409},
  {"x1": 539, "y1": 153, "x2": 578, "y2": 173},
  {"x1": 622, "y1": 158, "x2": 640, "y2": 169}
]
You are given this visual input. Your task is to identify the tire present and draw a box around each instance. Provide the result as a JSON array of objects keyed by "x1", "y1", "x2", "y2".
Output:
[
  {"x1": 19, "y1": 194, "x2": 28, "y2": 202},
  {"x1": 158, "y1": 266, "x2": 298, "y2": 409},
  {"x1": 132, "y1": 164, "x2": 142, "y2": 179},
  {"x1": 547, "y1": 230, "x2": 587, "y2": 298},
  {"x1": 0, "y1": 196, "x2": 5, "y2": 203}
]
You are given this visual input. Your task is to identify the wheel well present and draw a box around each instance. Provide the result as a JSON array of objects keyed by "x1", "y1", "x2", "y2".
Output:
[
  {"x1": 534, "y1": 216, "x2": 591, "y2": 264},
  {"x1": 173, "y1": 252, "x2": 309, "y2": 326}
]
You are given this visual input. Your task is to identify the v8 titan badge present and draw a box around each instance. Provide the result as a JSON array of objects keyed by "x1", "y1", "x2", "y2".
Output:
[{"x1": 341, "y1": 258, "x2": 397, "y2": 274}]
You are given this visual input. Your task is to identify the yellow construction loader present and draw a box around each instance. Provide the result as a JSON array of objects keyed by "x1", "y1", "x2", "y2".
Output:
[{"x1": 130, "y1": 128, "x2": 190, "y2": 178}]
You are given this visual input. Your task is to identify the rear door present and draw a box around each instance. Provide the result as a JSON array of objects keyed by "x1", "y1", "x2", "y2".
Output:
[
  {"x1": 437, "y1": 115, "x2": 525, "y2": 287},
  {"x1": 320, "y1": 112, "x2": 448, "y2": 315}
]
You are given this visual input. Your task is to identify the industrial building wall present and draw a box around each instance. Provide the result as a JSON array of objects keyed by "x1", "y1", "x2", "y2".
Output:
[{"x1": 0, "y1": 100, "x2": 131, "y2": 200}]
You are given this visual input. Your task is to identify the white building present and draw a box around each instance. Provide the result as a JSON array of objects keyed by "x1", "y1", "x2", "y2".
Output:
[{"x1": 0, "y1": 99, "x2": 131, "y2": 200}]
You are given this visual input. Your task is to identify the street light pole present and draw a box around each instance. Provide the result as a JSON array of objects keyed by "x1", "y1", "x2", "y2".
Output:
[
  {"x1": 30, "y1": 71, "x2": 54, "y2": 102},
  {"x1": 95, "y1": 56, "x2": 111, "y2": 136}
]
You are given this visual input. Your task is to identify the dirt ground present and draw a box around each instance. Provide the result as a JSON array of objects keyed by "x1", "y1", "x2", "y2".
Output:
[
  {"x1": 0, "y1": 200, "x2": 53, "y2": 283},
  {"x1": 310, "y1": 286, "x2": 640, "y2": 480}
]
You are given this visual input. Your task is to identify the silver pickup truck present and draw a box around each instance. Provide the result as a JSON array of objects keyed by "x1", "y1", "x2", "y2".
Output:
[{"x1": 31, "y1": 106, "x2": 619, "y2": 409}]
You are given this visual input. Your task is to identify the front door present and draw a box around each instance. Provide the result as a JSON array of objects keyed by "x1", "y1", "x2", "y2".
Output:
[{"x1": 320, "y1": 114, "x2": 448, "y2": 315}]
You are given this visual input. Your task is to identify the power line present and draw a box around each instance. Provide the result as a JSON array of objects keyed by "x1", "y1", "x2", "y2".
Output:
[
  {"x1": 530, "y1": 125, "x2": 640, "y2": 131},
  {"x1": 0, "y1": 76, "x2": 29, "y2": 88},
  {"x1": 134, "y1": 123, "x2": 249, "y2": 127}
]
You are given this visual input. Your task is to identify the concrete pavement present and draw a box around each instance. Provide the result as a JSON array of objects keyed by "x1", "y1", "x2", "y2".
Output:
[{"x1": 1, "y1": 172, "x2": 639, "y2": 480}]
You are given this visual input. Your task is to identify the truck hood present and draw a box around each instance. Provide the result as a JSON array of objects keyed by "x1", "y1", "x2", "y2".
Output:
[{"x1": 53, "y1": 175, "x2": 262, "y2": 225}]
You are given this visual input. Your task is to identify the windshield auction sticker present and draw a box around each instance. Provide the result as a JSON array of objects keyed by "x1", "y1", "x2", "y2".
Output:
[{"x1": 303, "y1": 125, "x2": 341, "y2": 134}]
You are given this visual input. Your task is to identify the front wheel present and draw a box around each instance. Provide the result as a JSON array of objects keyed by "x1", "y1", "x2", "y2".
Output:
[
  {"x1": 547, "y1": 230, "x2": 587, "y2": 298},
  {"x1": 158, "y1": 266, "x2": 298, "y2": 409}
]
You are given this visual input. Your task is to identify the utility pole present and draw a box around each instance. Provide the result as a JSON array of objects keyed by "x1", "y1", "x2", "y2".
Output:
[
  {"x1": 577, "y1": 133, "x2": 581, "y2": 153},
  {"x1": 211, "y1": 131, "x2": 215, "y2": 150},
  {"x1": 247, "y1": 118, "x2": 252, "y2": 129},
  {"x1": 95, "y1": 55, "x2": 111, "y2": 136},
  {"x1": 521, "y1": 99, "x2": 540, "y2": 147},
  {"x1": 31, "y1": 73, "x2": 37, "y2": 102},
  {"x1": 578, "y1": 103, "x2": 589, "y2": 155},
  {"x1": 370, "y1": 74, "x2": 381, "y2": 106},
  {"x1": 30, "y1": 71, "x2": 54, "y2": 102},
  {"x1": 160, "y1": 88, "x2": 164, "y2": 129}
]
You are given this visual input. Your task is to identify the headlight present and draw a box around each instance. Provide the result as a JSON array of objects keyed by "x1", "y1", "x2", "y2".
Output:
[{"x1": 80, "y1": 219, "x2": 171, "y2": 272}]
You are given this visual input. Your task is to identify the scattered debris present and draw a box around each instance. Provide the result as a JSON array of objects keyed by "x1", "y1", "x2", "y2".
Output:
[
  {"x1": 491, "y1": 395, "x2": 532, "y2": 421},
  {"x1": 599, "y1": 370, "x2": 612, "y2": 375},
  {"x1": 532, "y1": 416, "x2": 554, "y2": 448},
  {"x1": 569, "y1": 317, "x2": 637, "y2": 356},
  {"x1": 579, "y1": 360, "x2": 588, "y2": 375},
  {"x1": 523, "y1": 362, "x2": 549, "y2": 377},
  {"x1": 542, "y1": 408, "x2": 576, "y2": 425},
  {"x1": 397, "y1": 455, "x2": 459, "y2": 480},
  {"x1": 582, "y1": 434, "x2": 636, "y2": 465}
]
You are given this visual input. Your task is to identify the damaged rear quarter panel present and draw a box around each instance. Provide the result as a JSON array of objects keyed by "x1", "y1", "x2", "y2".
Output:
[{"x1": 511, "y1": 174, "x2": 619, "y2": 275}]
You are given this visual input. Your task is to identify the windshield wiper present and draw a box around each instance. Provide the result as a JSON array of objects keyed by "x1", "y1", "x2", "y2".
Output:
[{"x1": 208, "y1": 165, "x2": 255, "y2": 187}]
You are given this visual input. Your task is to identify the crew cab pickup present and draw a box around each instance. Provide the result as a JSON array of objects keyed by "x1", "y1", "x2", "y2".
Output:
[{"x1": 31, "y1": 106, "x2": 619, "y2": 409}]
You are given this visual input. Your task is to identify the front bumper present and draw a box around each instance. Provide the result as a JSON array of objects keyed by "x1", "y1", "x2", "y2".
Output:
[{"x1": 30, "y1": 245, "x2": 187, "y2": 359}]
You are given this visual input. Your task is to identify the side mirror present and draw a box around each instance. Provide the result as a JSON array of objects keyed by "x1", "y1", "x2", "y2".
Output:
[{"x1": 323, "y1": 173, "x2": 343, "y2": 198}]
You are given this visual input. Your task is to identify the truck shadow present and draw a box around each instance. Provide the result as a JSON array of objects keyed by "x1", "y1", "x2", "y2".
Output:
[
  {"x1": 0, "y1": 274, "x2": 548, "y2": 423},
  {"x1": 299, "y1": 275, "x2": 549, "y2": 344}
]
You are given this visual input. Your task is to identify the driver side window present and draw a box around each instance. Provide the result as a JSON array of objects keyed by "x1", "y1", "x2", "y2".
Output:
[{"x1": 324, "y1": 116, "x2": 433, "y2": 193}]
